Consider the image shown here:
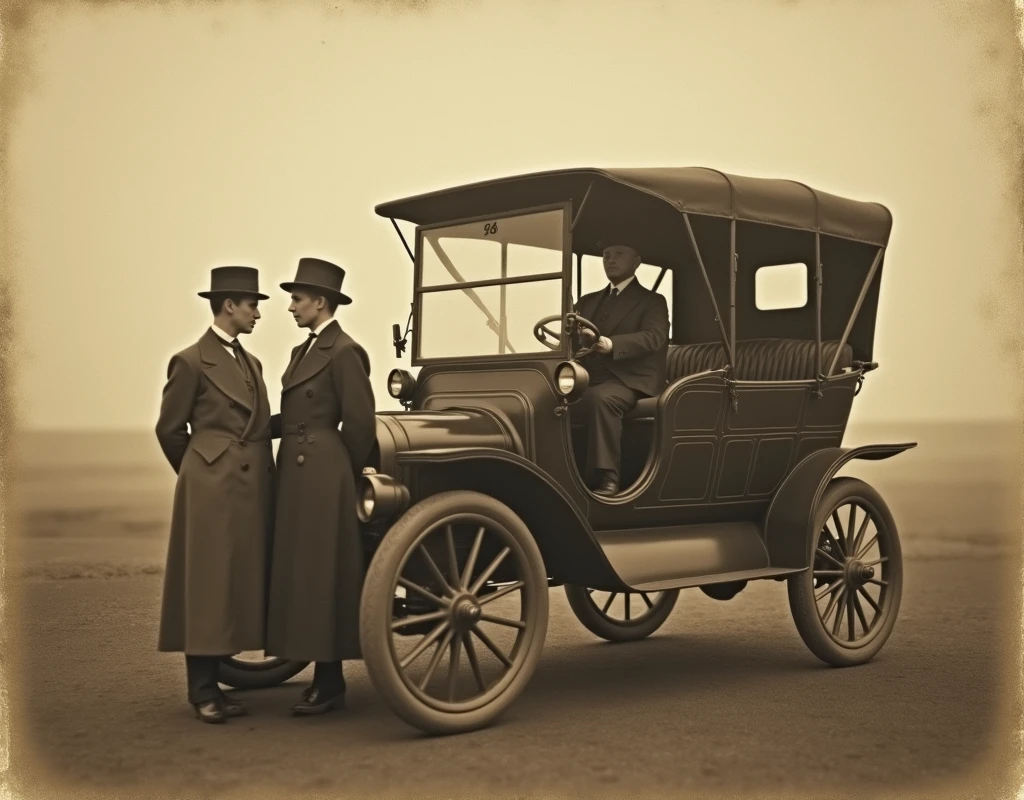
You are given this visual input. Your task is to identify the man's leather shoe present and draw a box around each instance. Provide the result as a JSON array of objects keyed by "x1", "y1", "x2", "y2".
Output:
[
  {"x1": 218, "y1": 695, "x2": 248, "y2": 718},
  {"x1": 193, "y1": 699, "x2": 226, "y2": 724},
  {"x1": 593, "y1": 475, "x2": 619, "y2": 496},
  {"x1": 292, "y1": 686, "x2": 345, "y2": 716}
]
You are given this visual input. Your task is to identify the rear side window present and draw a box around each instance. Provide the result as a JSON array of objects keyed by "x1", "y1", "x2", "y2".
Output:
[{"x1": 754, "y1": 262, "x2": 809, "y2": 310}]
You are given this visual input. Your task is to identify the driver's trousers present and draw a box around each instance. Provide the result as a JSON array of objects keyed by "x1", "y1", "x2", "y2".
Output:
[{"x1": 573, "y1": 376, "x2": 640, "y2": 484}]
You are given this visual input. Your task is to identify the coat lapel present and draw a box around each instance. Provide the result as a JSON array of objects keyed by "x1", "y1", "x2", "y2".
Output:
[
  {"x1": 238, "y1": 347, "x2": 269, "y2": 440},
  {"x1": 200, "y1": 329, "x2": 254, "y2": 411},
  {"x1": 601, "y1": 279, "x2": 647, "y2": 336},
  {"x1": 574, "y1": 292, "x2": 603, "y2": 332},
  {"x1": 280, "y1": 343, "x2": 305, "y2": 388},
  {"x1": 283, "y1": 319, "x2": 339, "y2": 392}
]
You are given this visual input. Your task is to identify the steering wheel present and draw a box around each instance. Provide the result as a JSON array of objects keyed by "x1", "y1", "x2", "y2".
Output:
[{"x1": 532, "y1": 313, "x2": 602, "y2": 358}]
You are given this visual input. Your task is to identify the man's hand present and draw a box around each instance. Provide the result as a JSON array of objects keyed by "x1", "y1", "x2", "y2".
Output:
[{"x1": 592, "y1": 336, "x2": 612, "y2": 354}]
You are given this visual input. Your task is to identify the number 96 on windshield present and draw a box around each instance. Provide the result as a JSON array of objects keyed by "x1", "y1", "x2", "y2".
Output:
[{"x1": 483, "y1": 222, "x2": 499, "y2": 236}]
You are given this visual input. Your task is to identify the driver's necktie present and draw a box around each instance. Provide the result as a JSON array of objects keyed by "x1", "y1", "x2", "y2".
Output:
[{"x1": 596, "y1": 287, "x2": 618, "y2": 327}]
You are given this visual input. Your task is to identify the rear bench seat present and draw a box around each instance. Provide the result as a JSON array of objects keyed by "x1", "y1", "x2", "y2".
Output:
[{"x1": 623, "y1": 338, "x2": 854, "y2": 420}]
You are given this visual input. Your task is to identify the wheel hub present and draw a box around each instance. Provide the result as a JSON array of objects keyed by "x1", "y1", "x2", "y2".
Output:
[
  {"x1": 450, "y1": 595, "x2": 482, "y2": 632},
  {"x1": 844, "y1": 559, "x2": 875, "y2": 588}
]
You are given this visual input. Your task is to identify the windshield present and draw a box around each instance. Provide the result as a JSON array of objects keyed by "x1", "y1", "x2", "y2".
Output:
[{"x1": 416, "y1": 207, "x2": 566, "y2": 360}]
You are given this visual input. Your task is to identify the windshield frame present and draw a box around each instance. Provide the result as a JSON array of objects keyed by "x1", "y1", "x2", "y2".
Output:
[{"x1": 411, "y1": 201, "x2": 573, "y2": 366}]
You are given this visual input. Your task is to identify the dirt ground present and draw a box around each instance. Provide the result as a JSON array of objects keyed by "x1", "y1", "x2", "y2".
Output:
[{"x1": 4, "y1": 555, "x2": 1020, "y2": 800}]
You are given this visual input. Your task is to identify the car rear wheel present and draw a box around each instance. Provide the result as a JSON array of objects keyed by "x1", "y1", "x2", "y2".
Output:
[
  {"x1": 216, "y1": 653, "x2": 309, "y2": 689},
  {"x1": 360, "y1": 491, "x2": 549, "y2": 735},
  {"x1": 788, "y1": 477, "x2": 903, "y2": 667},
  {"x1": 564, "y1": 585, "x2": 679, "y2": 642}
]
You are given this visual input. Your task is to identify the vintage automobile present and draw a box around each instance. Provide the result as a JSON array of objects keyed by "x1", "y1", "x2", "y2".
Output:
[{"x1": 217, "y1": 167, "x2": 914, "y2": 735}]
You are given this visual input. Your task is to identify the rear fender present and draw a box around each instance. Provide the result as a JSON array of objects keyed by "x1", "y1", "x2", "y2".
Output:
[
  {"x1": 763, "y1": 442, "x2": 918, "y2": 570},
  {"x1": 394, "y1": 448, "x2": 628, "y2": 589}
]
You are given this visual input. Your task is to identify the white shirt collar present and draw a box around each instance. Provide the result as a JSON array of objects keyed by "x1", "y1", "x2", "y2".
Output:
[
  {"x1": 210, "y1": 324, "x2": 234, "y2": 344},
  {"x1": 610, "y1": 275, "x2": 635, "y2": 294},
  {"x1": 309, "y1": 318, "x2": 334, "y2": 337}
]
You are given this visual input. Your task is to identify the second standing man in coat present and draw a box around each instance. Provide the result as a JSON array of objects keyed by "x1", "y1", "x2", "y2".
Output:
[{"x1": 265, "y1": 257, "x2": 377, "y2": 715}]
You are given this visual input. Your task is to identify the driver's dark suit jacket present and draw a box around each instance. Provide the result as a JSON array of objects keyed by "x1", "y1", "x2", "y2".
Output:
[{"x1": 572, "y1": 278, "x2": 670, "y2": 398}]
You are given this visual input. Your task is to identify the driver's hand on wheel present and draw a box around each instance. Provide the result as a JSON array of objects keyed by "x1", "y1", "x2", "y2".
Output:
[
  {"x1": 592, "y1": 336, "x2": 612, "y2": 354},
  {"x1": 578, "y1": 328, "x2": 597, "y2": 346}
]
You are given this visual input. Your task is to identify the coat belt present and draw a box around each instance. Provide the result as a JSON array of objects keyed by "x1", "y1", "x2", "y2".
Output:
[
  {"x1": 282, "y1": 423, "x2": 338, "y2": 434},
  {"x1": 191, "y1": 430, "x2": 270, "y2": 445}
]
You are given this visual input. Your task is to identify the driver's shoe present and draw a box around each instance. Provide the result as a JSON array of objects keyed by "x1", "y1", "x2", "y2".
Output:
[{"x1": 594, "y1": 474, "x2": 619, "y2": 496}]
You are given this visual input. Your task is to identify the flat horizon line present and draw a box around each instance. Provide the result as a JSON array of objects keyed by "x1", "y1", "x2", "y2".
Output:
[{"x1": 13, "y1": 417, "x2": 1022, "y2": 434}]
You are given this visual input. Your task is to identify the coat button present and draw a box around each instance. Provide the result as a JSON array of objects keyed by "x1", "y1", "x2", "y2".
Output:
[
  {"x1": 297, "y1": 455, "x2": 305, "y2": 465},
  {"x1": 306, "y1": 389, "x2": 313, "y2": 397},
  {"x1": 242, "y1": 463, "x2": 250, "y2": 471},
  {"x1": 307, "y1": 435, "x2": 314, "y2": 443},
  {"x1": 239, "y1": 440, "x2": 247, "y2": 447},
  {"x1": 229, "y1": 401, "x2": 237, "y2": 408}
]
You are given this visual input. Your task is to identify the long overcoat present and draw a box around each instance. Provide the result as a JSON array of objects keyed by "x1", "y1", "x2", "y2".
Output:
[
  {"x1": 264, "y1": 319, "x2": 376, "y2": 663},
  {"x1": 155, "y1": 327, "x2": 276, "y2": 655}
]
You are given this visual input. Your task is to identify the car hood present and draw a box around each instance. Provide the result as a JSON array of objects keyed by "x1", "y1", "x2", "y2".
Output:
[{"x1": 373, "y1": 408, "x2": 523, "y2": 476}]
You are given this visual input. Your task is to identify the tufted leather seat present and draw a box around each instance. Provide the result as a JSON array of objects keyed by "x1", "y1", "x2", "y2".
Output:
[
  {"x1": 665, "y1": 338, "x2": 853, "y2": 383},
  {"x1": 623, "y1": 338, "x2": 854, "y2": 420}
]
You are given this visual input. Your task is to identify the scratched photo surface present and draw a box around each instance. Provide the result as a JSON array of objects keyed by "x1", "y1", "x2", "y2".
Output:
[{"x1": 2, "y1": 0, "x2": 1022, "y2": 798}]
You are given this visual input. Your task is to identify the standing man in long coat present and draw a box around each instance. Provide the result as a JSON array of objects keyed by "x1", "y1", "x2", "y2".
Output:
[
  {"x1": 155, "y1": 266, "x2": 276, "y2": 724},
  {"x1": 265, "y1": 257, "x2": 376, "y2": 716}
]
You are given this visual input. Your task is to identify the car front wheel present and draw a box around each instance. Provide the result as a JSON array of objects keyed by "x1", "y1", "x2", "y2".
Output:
[{"x1": 360, "y1": 491, "x2": 549, "y2": 735}]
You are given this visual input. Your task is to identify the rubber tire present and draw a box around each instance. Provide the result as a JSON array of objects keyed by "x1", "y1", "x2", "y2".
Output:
[
  {"x1": 216, "y1": 656, "x2": 310, "y2": 690},
  {"x1": 787, "y1": 477, "x2": 903, "y2": 667},
  {"x1": 564, "y1": 585, "x2": 679, "y2": 642},
  {"x1": 360, "y1": 490, "x2": 549, "y2": 735}
]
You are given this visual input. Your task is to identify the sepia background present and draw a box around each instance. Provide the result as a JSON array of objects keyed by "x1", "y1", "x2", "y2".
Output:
[{"x1": 2, "y1": 0, "x2": 1023, "y2": 798}]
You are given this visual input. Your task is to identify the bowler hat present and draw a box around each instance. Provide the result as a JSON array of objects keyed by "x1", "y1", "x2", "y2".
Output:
[
  {"x1": 280, "y1": 257, "x2": 352, "y2": 305},
  {"x1": 197, "y1": 266, "x2": 269, "y2": 299}
]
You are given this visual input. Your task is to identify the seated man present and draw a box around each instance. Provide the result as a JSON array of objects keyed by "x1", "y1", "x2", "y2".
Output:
[{"x1": 571, "y1": 242, "x2": 669, "y2": 496}]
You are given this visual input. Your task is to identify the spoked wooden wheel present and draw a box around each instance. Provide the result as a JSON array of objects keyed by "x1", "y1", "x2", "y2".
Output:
[
  {"x1": 788, "y1": 477, "x2": 903, "y2": 667},
  {"x1": 360, "y1": 491, "x2": 549, "y2": 735},
  {"x1": 564, "y1": 585, "x2": 679, "y2": 642},
  {"x1": 216, "y1": 653, "x2": 309, "y2": 690}
]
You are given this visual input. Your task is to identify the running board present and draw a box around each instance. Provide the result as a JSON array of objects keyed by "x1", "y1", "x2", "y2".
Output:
[
  {"x1": 593, "y1": 522, "x2": 802, "y2": 591},
  {"x1": 630, "y1": 567, "x2": 803, "y2": 593}
]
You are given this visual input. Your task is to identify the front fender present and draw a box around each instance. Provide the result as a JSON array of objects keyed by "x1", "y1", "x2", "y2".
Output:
[
  {"x1": 763, "y1": 442, "x2": 918, "y2": 570},
  {"x1": 395, "y1": 448, "x2": 628, "y2": 590}
]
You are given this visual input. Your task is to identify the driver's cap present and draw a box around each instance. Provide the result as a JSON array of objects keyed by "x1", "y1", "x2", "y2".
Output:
[{"x1": 596, "y1": 239, "x2": 642, "y2": 259}]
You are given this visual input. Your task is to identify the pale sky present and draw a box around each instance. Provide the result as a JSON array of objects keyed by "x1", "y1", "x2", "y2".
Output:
[{"x1": 6, "y1": 0, "x2": 1022, "y2": 429}]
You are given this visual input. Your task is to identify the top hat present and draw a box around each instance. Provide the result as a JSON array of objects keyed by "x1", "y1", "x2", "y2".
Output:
[
  {"x1": 280, "y1": 257, "x2": 352, "y2": 305},
  {"x1": 197, "y1": 266, "x2": 269, "y2": 299}
]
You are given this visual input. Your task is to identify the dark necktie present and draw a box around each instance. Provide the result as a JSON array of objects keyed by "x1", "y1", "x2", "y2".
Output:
[
  {"x1": 284, "y1": 332, "x2": 317, "y2": 384},
  {"x1": 230, "y1": 339, "x2": 254, "y2": 395},
  {"x1": 297, "y1": 331, "x2": 317, "y2": 360},
  {"x1": 595, "y1": 286, "x2": 619, "y2": 326}
]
